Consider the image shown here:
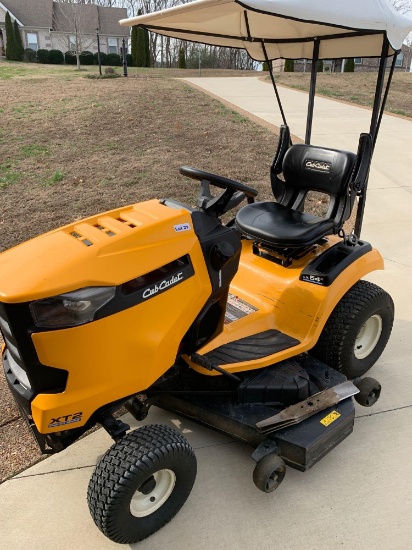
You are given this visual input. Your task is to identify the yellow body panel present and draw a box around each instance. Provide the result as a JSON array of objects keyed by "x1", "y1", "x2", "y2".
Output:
[
  {"x1": 188, "y1": 238, "x2": 384, "y2": 375},
  {"x1": 31, "y1": 264, "x2": 209, "y2": 433}
]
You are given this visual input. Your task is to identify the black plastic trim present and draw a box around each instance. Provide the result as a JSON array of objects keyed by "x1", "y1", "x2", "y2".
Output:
[
  {"x1": 300, "y1": 240, "x2": 372, "y2": 287},
  {"x1": 205, "y1": 329, "x2": 300, "y2": 365},
  {"x1": 97, "y1": 255, "x2": 194, "y2": 319},
  {"x1": 183, "y1": 212, "x2": 241, "y2": 353},
  {"x1": 0, "y1": 302, "x2": 69, "y2": 398}
]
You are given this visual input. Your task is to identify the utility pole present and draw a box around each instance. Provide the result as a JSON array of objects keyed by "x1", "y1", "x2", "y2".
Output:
[
  {"x1": 96, "y1": 28, "x2": 102, "y2": 76},
  {"x1": 122, "y1": 38, "x2": 128, "y2": 77}
]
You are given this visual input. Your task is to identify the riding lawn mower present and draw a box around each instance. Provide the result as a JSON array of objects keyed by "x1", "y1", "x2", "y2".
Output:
[{"x1": 1, "y1": 0, "x2": 411, "y2": 544}]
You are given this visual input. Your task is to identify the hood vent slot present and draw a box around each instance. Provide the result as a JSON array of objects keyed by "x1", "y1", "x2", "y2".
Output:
[
  {"x1": 95, "y1": 224, "x2": 116, "y2": 237},
  {"x1": 117, "y1": 217, "x2": 137, "y2": 229},
  {"x1": 70, "y1": 231, "x2": 94, "y2": 246}
]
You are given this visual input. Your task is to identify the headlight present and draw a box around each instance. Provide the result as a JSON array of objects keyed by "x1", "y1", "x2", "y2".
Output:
[{"x1": 29, "y1": 287, "x2": 116, "y2": 329}]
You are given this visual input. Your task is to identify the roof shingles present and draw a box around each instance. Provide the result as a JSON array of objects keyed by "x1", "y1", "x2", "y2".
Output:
[
  {"x1": 2, "y1": 0, "x2": 53, "y2": 28},
  {"x1": 1, "y1": 0, "x2": 129, "y2": 36}
]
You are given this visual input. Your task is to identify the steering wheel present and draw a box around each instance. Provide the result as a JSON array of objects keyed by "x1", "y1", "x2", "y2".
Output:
[{"x1": 179, "y1": 166, "x2": 258, "y2": 217}]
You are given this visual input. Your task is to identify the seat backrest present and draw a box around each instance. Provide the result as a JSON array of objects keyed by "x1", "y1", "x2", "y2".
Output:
[
  {"x1": 283, "y1": 144, "x2": 356, "y2": 197},
  {"x1": 271, "y1": 143, "x2": 356, "y2": 231}
]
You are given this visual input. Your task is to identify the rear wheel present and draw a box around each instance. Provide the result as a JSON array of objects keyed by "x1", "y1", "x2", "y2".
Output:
[
  {"x1": 311, "y1": 280, "x2": 394, "y2": 378},
  {"x1": 87, "y1": 424, "x2": 197, "y2": 544}
]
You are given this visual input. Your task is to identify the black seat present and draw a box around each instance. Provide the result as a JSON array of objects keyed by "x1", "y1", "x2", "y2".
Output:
[{"x1": 235, "y1": 130, "x2": 371, "y2": 249}]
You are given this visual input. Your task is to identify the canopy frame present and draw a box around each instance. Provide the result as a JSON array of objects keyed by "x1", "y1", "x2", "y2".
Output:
[{"x1": 121, "y1": 0, "x2": 410, "y2": 238}]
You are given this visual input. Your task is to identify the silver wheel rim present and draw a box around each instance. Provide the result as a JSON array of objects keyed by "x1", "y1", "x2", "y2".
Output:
[
  {"x1": 354, "y1": 314, "x2": 383, "y2": 359},
  {"x1": 130, "y1": 469, "x2": 176, "y2": 518}
]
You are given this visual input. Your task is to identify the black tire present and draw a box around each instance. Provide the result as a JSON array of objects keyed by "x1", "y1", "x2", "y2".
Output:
[
  {"x1": 253, "y1": 453, "x2": 286, "y2": 493},
  {"x1": 310, "y1": 280, "x2": 394, "y2": 378},
  {"x1": 354, "y1": 377, "x2": 382, "y2": 407},
  {"x1": 87, "y1": 424, "x2": 197, "y2": 544}
]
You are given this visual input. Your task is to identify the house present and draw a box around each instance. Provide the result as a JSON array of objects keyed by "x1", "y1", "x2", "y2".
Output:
[
  {"x1": 0, "y1": 0, "x2": 129, "y2": 57},
  {"x1": 291, "y1": 44, "x2": 412, "y2": 73},
  {"x1": 351, "y1": 44, "x2": 412, "y2": 72}
]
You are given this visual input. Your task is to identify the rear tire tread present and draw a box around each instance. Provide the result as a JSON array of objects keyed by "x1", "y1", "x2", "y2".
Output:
[{"x1": 311, "y1": 280, "x2": 394, "y2": 378}]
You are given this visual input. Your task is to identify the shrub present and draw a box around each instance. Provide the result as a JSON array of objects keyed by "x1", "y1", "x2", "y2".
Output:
[
  {"x1": 344, "y1": 58, "x2": 355, "y2": 72},
  {"x1": 37, "y1": 49, "x2": 50, "y2": 64},
  {"x1": 94, "y1": 51, "x2": 108, "y2": 66},
  {"x1": 79, "y1": 50, "x2": 94, "y2": 65},
  {"x1": 86, "y1": 71, "x2": 120, "y2": 80},
  {"x1": 14, "y1": 20, "x2": 24, "y2": 61},
  {"x1": 23, "y1": 48, "x2": 37, "y2": 62},
  {"x1": 107, "y1": 53, "x2": 121, "y2": 66},
  {"x1": 126, "y1": 53, "x2": 133, "y2": 67},
  {"x1": 131, "y1": 26, "x2": 138, "y2": 66},
  {"x1": 317, "y1": 60, "x2": 324, "y2": 72},
  {"x1": 284, "y1": 59, "x2": 294, "y2": 72},
  {"x1": 5, "y1": 11, "x2": 17, "y2": 61},
  {"x1": 49, "y1": 49, "x2": 64, "y2": 64},
  {"x1": 178, "y1": 47, "x2": 186, "y2": 69},
  {"x1": 65, "y1": 51, "x2": 77, "y2": 65},
  {"x1": 105, "y1": 67, "x2": 115, "y2": 75}
]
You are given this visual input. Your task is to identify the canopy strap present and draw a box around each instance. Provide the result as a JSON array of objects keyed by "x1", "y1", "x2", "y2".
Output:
[{"x1": 261, "y1": 40, "x2": 288, "y2": 127}]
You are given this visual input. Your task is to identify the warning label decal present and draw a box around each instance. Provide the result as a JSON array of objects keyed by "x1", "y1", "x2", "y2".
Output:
[
  {"x1": 320, "y1": 410, "x2": 341, "y2": 427},
  {"x1": 225, "y1": 293, "x2": 258, "y2": 324}
]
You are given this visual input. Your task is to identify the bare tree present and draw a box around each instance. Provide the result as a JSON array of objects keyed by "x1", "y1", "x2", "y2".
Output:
[
  {"x1": 56, "y1": 0, "x2": 260, "y2": 70},
  {"x1": 53, "y1": 1, "x2": 96, "y2": 70}
]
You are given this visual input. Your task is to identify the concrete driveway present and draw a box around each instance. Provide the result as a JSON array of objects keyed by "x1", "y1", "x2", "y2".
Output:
[{"x1": 1, "y1": 77, "x2": 411, "y2": 550}]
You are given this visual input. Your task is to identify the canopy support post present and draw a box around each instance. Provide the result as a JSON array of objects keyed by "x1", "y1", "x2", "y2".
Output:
[
  {"x1": 261, "y1": 40, "x2": 288, "y2": 126},
  {"x1": 369, "y1": 37, "x2": 389, "y2": 144},
  {"x1": 355, "y1": 37, "x2": 391, "y2": 237},
  {"x1": 305, "y1": 38, "x2": 320, "y2": 145},
  {"x1": 374, "y1": 49, "x2": 397, "y2": 149}
]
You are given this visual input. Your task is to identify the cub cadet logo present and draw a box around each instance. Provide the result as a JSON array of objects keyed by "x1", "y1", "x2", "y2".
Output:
[
  {"x1": 48, "y1": 412, "x2": 82, "y2": 428},
  {"x1": 305, "y1": 159, "x2": 332, "y2": 172},
  {"x1": 143, "y1": 273, "x2": 184, "y2": 299}
]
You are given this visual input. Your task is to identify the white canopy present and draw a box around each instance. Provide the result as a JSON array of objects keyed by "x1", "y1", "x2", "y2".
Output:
[{"x1": 120, "y1": 0, "x2": 412, "y2": 60}]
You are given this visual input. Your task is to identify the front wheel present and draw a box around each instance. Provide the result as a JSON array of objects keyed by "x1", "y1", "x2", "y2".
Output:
[
  {"x1": 87, "y1": 424, "x2": 197, "y2": 544},
  {"x1": 310, "y1": 280, "x2": 394, "y2": 378}
]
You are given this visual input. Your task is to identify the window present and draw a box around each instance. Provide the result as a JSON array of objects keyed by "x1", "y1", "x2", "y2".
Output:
[
  {"x1": 69, "y1": 35, "x2": 76, "y2": 51},
  {"x1": 27, "y1": 32, "x2": 38, "y2": 51},
  {"x1": 108, "y1": 38, "x2": 118, "y2": 54},
  {"x1": 354, "y1": 58, "x2": 362, "y2": 64},
  {"x1": 395, "y1": 52, "x2": 404, "y2": 67}
]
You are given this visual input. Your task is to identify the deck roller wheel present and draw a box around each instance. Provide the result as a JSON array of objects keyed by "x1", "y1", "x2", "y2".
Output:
[
  {"x1": 253, "y1": 453, "x2": 286, "y2": 493},
  {"x1": 354, "y1": 376, "x2": 381, "y2": 407}
]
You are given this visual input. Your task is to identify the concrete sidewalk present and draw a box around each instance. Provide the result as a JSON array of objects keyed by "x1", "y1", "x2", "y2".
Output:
[{"x1": 1, "y1": 77, "x2": 412, "y2": 550}]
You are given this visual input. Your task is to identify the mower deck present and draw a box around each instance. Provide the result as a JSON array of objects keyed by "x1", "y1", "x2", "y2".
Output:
[{"x1": 155, "y1": 357, "x2": 355, "y2": 472}]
